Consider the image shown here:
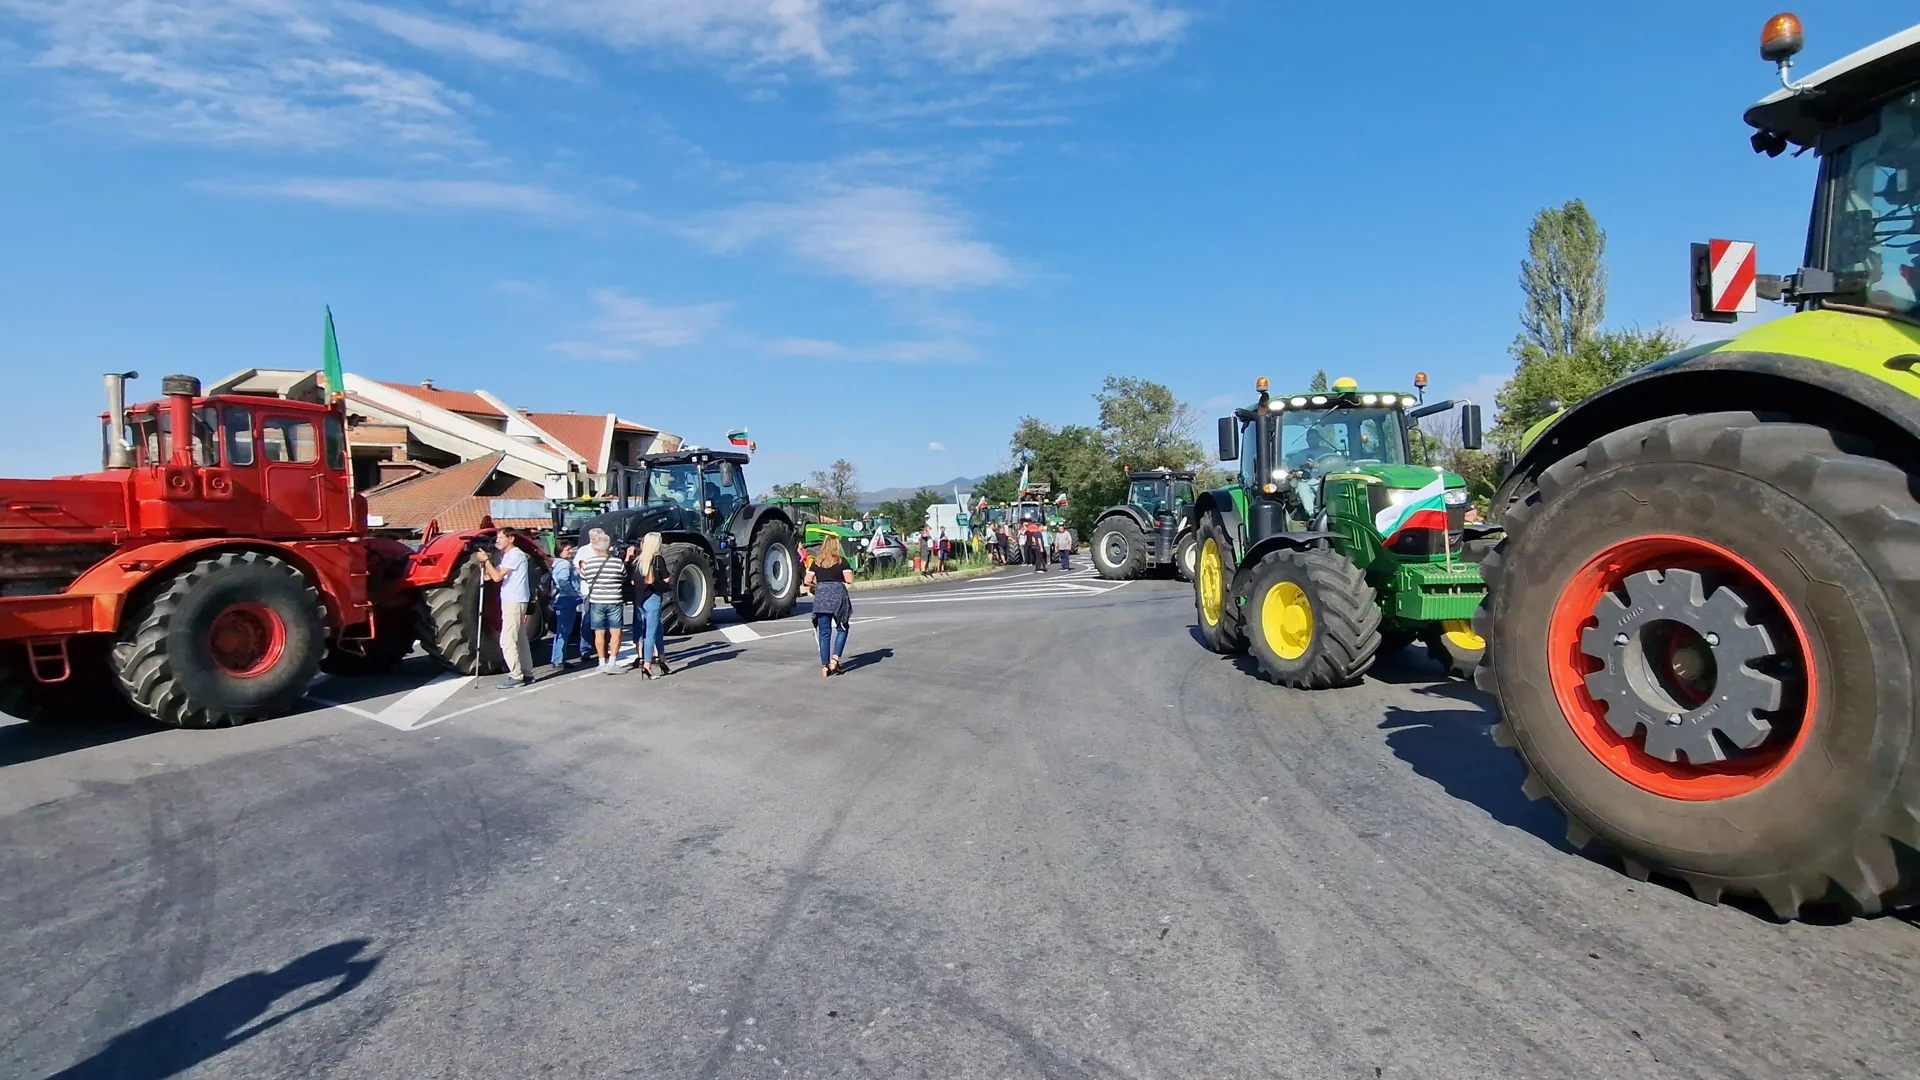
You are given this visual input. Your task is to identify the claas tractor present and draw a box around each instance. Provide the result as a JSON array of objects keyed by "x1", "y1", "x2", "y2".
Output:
[
  {"x1": 569, "y1": 448, "x2": 799, "y2": 633},
  {"x1": 1475, "y1": 14, "x2": 1920, "y2": 919},
  {"x1": 1090, "y1": 469, "x2": 1199, "y2": 581},
  {"x1": 1193, "y1": 376, "x2": 1488, "y2": 688},
  {"x1": 0, "y1": 372, "x2": 547, "y2": 729}
]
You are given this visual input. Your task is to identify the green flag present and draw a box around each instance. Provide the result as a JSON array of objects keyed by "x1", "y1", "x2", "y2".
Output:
[{"x1": 322, "y1": 306, "x2": 345, "y2": 401}]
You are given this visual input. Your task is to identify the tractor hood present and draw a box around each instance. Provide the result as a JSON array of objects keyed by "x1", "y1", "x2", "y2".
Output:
[
  {"x1": 570, "y1": 504, "x2": 703, "y2": 547},
  {"x1": 1333, "y1": 463, "x2": 1464, "y2": 492}
]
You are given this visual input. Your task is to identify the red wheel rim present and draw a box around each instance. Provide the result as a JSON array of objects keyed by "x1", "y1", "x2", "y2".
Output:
[
  {"x1": 206, "y1": 602, "x2": 287, "y2": 678},
  {"x1": 1547, "y1": 534, "x2": 1816, "y2": 800}
]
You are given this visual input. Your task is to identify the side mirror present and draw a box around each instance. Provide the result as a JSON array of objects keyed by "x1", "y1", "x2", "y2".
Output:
[
  {"x1": 718, "y1": 462, "x2": 737, "y2": 487},
  {"x1": 1460, "y1": 404, "x2": 1483, "y2": 451},
  {"x1": 1216, "y1": 416, "x2": 1240, "y2": 462}
]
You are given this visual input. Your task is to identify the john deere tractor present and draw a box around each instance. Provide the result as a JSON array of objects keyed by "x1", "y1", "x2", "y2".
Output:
[
  {"x1": 1475, "y1": 14, "x2": 1920, "y2": 919},
  {"x1": 1091, "y1": 469, "x2": 1199, "y2": 580},
  {"x1": 1193, "y1": 376, "x2": 1488, "y2": 688},
  {"x1": 766, "y1": 495, "x2": 863, "y2": 568}
]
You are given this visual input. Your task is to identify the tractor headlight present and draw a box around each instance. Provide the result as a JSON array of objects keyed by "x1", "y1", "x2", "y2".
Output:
[
  {"x1": 1270, "y1": 468, "x2": 1290, "y2": 482},
  {"x1": 1289, "y1": 396, "x2": 1308, "y2": 408},
  {"x1": 1380, "y1": 394, "x2": 1400, "y2": 407},
  {"x1": 1384, "y1": 488, "x2": 1419, "y2": 510},
  {"x1": 1268, "y1": 398, "x2": 1285, "y2": 412},
  {"x1": 1444, "y1": 488, "x2": 1468, "y2": 506},
  {"x1": 1361, "y1": 394, "x2": 1378, "y2": 405},
  {"x1": 1311, "y1": 395, "x2": 1328, "y2": 406}
]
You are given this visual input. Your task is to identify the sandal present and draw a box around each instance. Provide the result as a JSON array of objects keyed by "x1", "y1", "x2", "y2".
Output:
[
  {"x1": 653, "y1": 658, "x2": 670, "y2": 677},
  {"x1": 821, "y1": 666, "x2": 831, "y2": 678},
  {"x1": 828, "y1": 657, "x2": 842, "y2": 676}
]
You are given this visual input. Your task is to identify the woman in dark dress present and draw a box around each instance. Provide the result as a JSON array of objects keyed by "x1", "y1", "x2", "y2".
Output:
[{"x1": 805, "y1": 534, "x2": 854, "y2": 677}]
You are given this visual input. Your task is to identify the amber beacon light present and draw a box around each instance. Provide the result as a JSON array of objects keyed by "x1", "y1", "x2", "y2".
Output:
[{"x1": 1761, "y1": 12, "x2": 1803, "y2": 62}]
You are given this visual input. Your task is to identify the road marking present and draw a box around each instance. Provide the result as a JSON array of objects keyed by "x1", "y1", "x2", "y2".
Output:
[
  {"x1": 752, "y1": 616, "x2": 898, "y2": 640},
  {"x1": 721, "y1": 624, "x2": 762, "y2": 644},
  {"x1": 375, "y1": 674, "x2": 475, "y2": 730},
  {"x1": 862, "y1": 581, "x2": 1130, "y2": 605}
]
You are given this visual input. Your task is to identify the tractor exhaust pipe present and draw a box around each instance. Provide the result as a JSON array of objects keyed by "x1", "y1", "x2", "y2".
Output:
[
  {"x1": 104, "y1": 370, "x2": 138, "y2": 469},
  {"x1": 160, "y1": 373, "x2": 201, "y2": 467}
]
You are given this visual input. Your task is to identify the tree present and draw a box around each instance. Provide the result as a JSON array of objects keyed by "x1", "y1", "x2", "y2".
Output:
[
  {"x1": 1308, "y1": 370, "x2": 1329, "y2": 393},
  {"x1": 1515, "y1": 199, "x2": 1607, "y2": 361},
  {"x1": 1492, "y1": 327, "x2": 1685, "y2": 446},
  {"x1": 1095, "y1": 375, "x2": 1206, "y2": 471},
  {"x1": 972, "y1": 470, "x2": 1018, "y2": 505},
  {"x1": 768, "y1": 481, "x2": 819, "y2": 501},
  {"x1": 877, "y1": 489, "x2": 943, "y2": 535},
  {"x1": 808, "y1": 459, "x2": 861, "y2": 520}
]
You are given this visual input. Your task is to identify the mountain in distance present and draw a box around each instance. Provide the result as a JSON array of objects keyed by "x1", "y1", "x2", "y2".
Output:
[{"x1": 855, "y1": 475, "x2": 988, "y2": 510}]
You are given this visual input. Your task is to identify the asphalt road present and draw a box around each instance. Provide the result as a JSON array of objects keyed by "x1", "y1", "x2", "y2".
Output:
[{"x1": 2, "y1": 565, "x2": 1916, "y2": 1079}]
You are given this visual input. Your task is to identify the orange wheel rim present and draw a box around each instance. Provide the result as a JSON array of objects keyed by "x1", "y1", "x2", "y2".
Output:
[
  {"x1": 1547, "y1": 534, "x2": 1816, "y2": 800},
  {"x1": 207, "y1": 602, "x2": 287, "y2": 678}
]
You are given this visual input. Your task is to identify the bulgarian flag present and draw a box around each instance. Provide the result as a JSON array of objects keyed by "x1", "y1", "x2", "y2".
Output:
[
  {"x1": 727, "y1": 429, "x2": 752, "y2": 447},
  {"x1": 1374, "y1": 471, "x2": 1449, "y2": 544}
]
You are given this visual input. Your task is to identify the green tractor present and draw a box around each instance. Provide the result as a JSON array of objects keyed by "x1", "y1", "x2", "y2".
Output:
[
  {"x1": 1476, "y1": 14, "x2": 1920, "y2": 919},
  {"x1": 766, "y1": 495, "x2": 863, "y2": 567},
  {"x1": 1090, "y1": 469, "x2": 1199, "y2": 581},
  {"x1": 1193, "y1": 376, "x2": 1488, "y2": 687}
]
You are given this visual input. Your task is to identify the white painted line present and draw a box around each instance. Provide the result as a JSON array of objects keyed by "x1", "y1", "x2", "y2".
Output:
[
  {"x1": 753, "y1": 616, "x2": 898, "y2": 640},
  {"x1": 406, "y1": 668, "x2": 602, "y2": 730},
  {"x1": 370, "y1": 674, "x2": 474, "y2": 730},
  {"x1": 721, "y1": 624, "x2": 762, "y2": 644},
  {"x1": 305, "y1": 696, "x2": 381, "y2": 721}
]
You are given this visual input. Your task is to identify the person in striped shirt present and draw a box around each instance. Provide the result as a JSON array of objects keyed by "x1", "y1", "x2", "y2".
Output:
[{"x1": 578, "y1": 528, "x2": 630, "y2": 671}]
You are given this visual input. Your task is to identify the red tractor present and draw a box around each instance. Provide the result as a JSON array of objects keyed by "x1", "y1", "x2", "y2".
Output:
[{"x1": 0, "y1": 372, "x2": 547, "y2": 728}]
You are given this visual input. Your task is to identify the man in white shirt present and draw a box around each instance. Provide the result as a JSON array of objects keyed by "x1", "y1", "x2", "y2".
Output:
[{"x1": 474, "y1": 527, "x2": 535, "y2": 688}]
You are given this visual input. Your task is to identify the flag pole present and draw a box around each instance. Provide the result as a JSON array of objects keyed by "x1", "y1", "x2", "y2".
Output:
[{"x1": 323, "y1": 305, "x2": 355, "y2": 500}]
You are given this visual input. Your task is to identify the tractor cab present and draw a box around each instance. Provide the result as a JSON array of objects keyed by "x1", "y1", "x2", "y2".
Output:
[
  {"x1": 1124, "y1": 469, "x2": 1196, "y2": 528},
  {"x1": 97, "y1": 373, "x2": 358, "y2": 540},
  {"x1": 631, "y1": 449, "x2": 753, "y2": 528}
]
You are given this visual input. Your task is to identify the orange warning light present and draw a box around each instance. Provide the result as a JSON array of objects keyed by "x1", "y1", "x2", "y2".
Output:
[
  {"x1": 1761, "y1": 12, "x2": 1803, "y2": 62},
  {"x1": 1413, "y1": 371, "x2": 1429, "y2": 388},
  {"x1": 1256, "y1": 377, "x2": 1269, "y2": 393}
]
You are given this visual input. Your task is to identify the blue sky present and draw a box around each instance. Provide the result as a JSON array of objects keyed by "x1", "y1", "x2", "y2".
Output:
[{"x1": 0, "y1": 2, "x2": 1910, "y2": 490}]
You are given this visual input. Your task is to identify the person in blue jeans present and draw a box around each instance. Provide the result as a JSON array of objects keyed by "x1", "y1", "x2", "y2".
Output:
[
  {"x1": 627, "y1": 532, "x2": 673, "y2": 678},
  {"x1": 805, "y1": 534, "x2": 854, "y2": 676},
  {"x1": 548, "y1": 539, "x2": 583, "y2": 671}
]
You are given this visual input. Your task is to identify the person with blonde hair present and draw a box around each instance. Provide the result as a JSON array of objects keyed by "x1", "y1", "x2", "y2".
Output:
[
  {"x1": 626, "y1": 531, "x2": 674, "y2": 678},
  {"x1": 805, "y1": 533, "x2": 854, "y2": 676}
]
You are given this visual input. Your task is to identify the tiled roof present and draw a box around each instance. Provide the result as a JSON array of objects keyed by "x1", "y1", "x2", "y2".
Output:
[
  {"x1": 366, "y1": 453, "x2": 502, "y2": 530},
  {"x1": 523, "y1": 412, "x2": 611, "y2": 470},
  {"x1": 378, "y1": 381, "x2": 504, "y2": 418},
  {"x1": 612, "y1": 419, "x2": 656, "y2": 434}
]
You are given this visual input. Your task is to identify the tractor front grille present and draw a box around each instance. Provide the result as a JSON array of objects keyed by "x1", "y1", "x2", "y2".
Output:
[{"x1": 0, "y1": 542, "x2": 116, "y2": 598}]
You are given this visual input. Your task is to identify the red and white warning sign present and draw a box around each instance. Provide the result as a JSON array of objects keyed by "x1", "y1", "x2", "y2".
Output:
[{"x1": 1709, "y1": 239, "x2": 1758, "y2": 314}]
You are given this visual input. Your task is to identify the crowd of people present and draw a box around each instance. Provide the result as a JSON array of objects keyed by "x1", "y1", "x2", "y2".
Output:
[
  {"x1": 983, "y1": 520, "x2": 1074, "y2": 572},
  {"x1": 476, "y1": 515, "x2": 1074, "y2": 690}
]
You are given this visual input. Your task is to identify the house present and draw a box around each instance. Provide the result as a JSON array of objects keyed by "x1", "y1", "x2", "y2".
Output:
[{"x1": 207, "y1": 368, "x2": 680, "y2": 534}]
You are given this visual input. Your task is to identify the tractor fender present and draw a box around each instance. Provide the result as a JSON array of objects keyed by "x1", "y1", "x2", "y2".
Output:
[
  {"x1": 47, "y1": 538, "x2": 367, "y2": 639},
  {"x1": 1192, "y1": 489, "x2": 1244, "y2": 545},
  {"x1": 404, "y1": 529, "x2": 547, "y2": 591},
  {"x1": 730, "y1": 504, "x2": 796, "y2": 550},
  {"x1": 1492, "y1": 345, "x2": 1920, "y2": 518},
  {"x1": 1240, "y1": 532, "x2": 1345, "y2": 572},
  {"x1": 1093, "y1": 505, "x2": 1155, "y2": 534}
]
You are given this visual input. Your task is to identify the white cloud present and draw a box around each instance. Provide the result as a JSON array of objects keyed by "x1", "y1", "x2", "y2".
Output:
[
  {"x1": 704, "y1": 186, "x2": 1014, "y2": 289},
  {"x1": 505, "y1": 0, "x2": 1188, "y2": 74},
  {"x1": 196, "y1": 177, "x2": 585, "y2": 217},
  {"x1": 767, "y1": 336, "x2": 975, "y2": 362},
  {"x1": 335, "y1": 2, "x2": 573, "y2": 78},
  {"x1": 928, "y1": 441, "x2": 947, "y2": 452},
  {"x1": 548, "y1": 288, "x2": 728, "y2": 360},
  {"x1": 6, "y1": 0, "x2": 482, "y2": 148}
]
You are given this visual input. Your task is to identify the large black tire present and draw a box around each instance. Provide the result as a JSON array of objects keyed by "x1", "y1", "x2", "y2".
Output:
[
  {"x1": 416, "y1": 556, "x2": 502, "y2": 676},
  {"x1": 1173, "y1": 530, "x2": 1198, "y2": 582},
  {"x1": 1423, "y1": 620, "x2": 1484, "y2": 680},
  {"x1": 1242, "y1": 547, "x2": 1380, "y2": 689},
  {"x1": 110, "y1": 552, "x2": 326, "y2": 729},
  {"x1": 1476, "y1": 412, "x2": 1920, "y2": 919},
  {"x1": 415, "y1": 551, "x2": 552, "y2": 677},
  {"x1": 662, "y1": 543, "x2": 715, "y2": 633},
  {"x1": 1092, "y1": 515, "x2": 1148, "y2": 581},
  {"x1": 1193, "y1": 516, "x2": 1247, "y2": 654},
  {"x1": 734, "y1": 520, "x2": 799, "y2": 622}
]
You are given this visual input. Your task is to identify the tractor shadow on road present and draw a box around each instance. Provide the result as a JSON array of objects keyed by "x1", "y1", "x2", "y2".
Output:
[
  {"x1": 1369, "y1": 653, "x2": 1575, "y2": 854},
  {"x1": 0, "y1": 711, "x2": 168, "y2": 768},
  {"x1": 45, "y1": 938, "x2": 382, "y2": 1080}
]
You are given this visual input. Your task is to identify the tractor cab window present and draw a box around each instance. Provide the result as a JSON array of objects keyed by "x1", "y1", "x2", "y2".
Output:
[
  {"x1": 260, "y1": 417, "x2": 318, "y2": 463},
  {"x1": 1238, "y1": 418, "x2": 1260, "y2": 490},
  {"x1": 223, "y1": 406, "x2": 255, "y2": 466},
  {"x1": 1824, "y1": 89, "x2": 1920, "y2": 318},
  {"x1": 323, "y1": 414, "x2": 346, "y2": 472},
  {"x1": 1129, "y1": 480, "x2": 1169, "y2": 516},
  {"x1": 1171, "y1": 482, "x2": 1196, "y2": 514},
  {"x1": 121, "y1": 406, "x2": 221, "y2": 467},
  {"x1": 1280, "y1": 407, "x2": 1409, "y2": 477},
  {"x1": 642, "y1": 462, "x2": 702, "y2": 510},
  {"x1": 704, "y1": 463, "x2": 748, "y2": 519}
]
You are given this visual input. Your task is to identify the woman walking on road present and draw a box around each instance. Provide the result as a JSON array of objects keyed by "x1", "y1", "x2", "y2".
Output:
[
  {"x1": 806, "y1": 534, "x2": 854, "y2": 677},
  {"x1": 628, "y1": 532, "x2": 673, "y2": 678}
]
